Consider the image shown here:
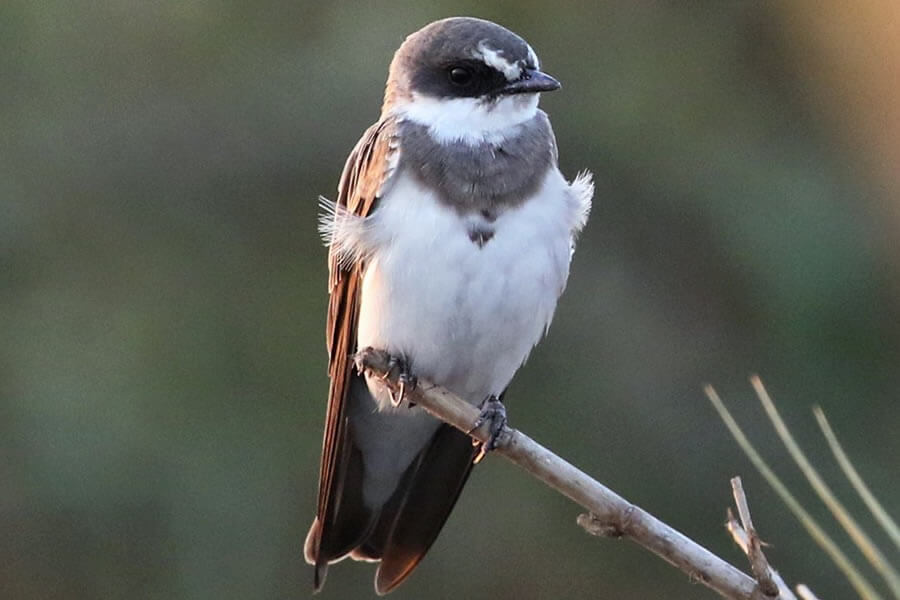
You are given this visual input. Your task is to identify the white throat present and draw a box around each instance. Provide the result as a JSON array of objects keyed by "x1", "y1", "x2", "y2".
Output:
[{"x1": 394, "y1": 93, "x2": 540, "y2": 146}]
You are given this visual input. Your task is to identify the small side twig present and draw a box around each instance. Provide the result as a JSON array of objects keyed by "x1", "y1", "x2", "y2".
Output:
[{"x1": 727, "y1": 476, "x2": 791, "y2": 599}]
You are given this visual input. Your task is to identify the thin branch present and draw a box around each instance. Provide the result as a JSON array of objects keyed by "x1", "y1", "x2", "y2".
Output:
[
  {"x1": 705, "y1": 384, "x2": 883, "y2": 600},
  {"x1": 751, "y1": 377, "x2": 900, "y2": 597},
  {"x1": 729, "y1": 477, "x2": 781, "y2": 598},
  {"x1": 356, "y1": 348, "x2": 758, "y2": 600},
  {"x1": 813, "y1": 405, "x2": 900, "y2": 552},
  {"x1": 726, "y1": 519, "x2": 797, "y2": 600}
]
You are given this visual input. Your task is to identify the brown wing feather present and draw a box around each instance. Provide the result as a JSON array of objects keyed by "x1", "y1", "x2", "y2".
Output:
[{"x1": 309, "y1": 117, "x2": 399, "y2": 582}]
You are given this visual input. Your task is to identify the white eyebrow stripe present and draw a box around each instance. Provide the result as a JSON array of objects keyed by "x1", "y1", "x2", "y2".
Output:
[
  {"x1": 526, "y1": 43, "x2": 540, "y2": 69},
  {"x1": 476, "y1": 41, "x2": 522, "y2": 81}
]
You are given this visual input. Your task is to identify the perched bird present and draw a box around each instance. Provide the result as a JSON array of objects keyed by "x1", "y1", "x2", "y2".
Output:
[{"x1": 305, "y1": 16, "x2": 592, "y2": 594}]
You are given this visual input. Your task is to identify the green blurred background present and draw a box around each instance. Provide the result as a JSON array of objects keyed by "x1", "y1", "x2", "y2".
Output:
[{"x1": 2, "y1": 1, "x2": 898, "y2": 598}]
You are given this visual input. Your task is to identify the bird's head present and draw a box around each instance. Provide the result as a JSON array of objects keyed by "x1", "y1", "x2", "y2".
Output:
[{"x1": 384, "y1": 17, "x2": 560, "y2": 144}]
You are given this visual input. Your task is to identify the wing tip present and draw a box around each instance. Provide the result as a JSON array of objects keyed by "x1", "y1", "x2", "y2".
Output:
[
  {"x1": 375, "y1": 560, "x2": 417, "y2": 595},
  {"x1": 305, "y1": 517, "x2": 330, "y2": 592},
  {"x1": 313, "y1": 563, "x2": 327, "y2": 594},
  {"x1": 303, "y1": 517, "x2": 320, "y2": 566}
]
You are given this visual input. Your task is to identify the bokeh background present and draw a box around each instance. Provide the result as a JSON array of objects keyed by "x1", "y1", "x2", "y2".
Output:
[{"x1": 2, "y1": 1, "x2": 899, "y2": 598}]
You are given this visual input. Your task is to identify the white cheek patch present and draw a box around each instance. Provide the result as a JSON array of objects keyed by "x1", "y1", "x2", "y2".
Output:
[
  {"x1": 476, "y1": 41, "x2": 522, "y2": 81},
  {"x1": 397, "y1": 93, "x2": 540, "y2": 145}
]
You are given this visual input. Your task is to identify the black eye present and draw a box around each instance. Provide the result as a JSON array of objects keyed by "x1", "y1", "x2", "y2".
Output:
[{"x1": 447, "y1": 66, "x2": 473, "y2": 86}]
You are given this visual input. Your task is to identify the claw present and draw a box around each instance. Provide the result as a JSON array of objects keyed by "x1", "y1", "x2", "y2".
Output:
[
  {"x1": 376, "y1": 353, "x2": 416, "y2": 408},
  {"x1": 467, "y1": 395, "x2": 508, "y2": 463},
  {"x1": 473, "y1": 443, "x2": 489, "y2": 465},
  {"x1": 390, "y1": 378, "x2": 405, "y2": 408}
]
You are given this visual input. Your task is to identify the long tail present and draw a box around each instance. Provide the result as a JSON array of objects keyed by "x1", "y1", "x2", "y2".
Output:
[{"x1": 305, "y1": 378, "x2": 476, "y2": 594}]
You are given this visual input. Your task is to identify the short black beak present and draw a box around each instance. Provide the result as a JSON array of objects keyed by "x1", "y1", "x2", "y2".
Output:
[{"x1": 500, "y1": 68, "x2": 562, "y2": 95}]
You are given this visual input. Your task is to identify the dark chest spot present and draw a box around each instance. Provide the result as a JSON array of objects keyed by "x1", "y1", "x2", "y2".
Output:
[{"x1": 468, "y1": 226, "x2": 494, "y2": 248}]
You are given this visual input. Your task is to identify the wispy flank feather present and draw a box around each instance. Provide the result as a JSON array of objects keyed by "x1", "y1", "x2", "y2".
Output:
[
  {"x1": 569, "y1": 170, "x2": 594, "y2": 234},
  {"x1": 565, "y1": 171, "x2": 593, "y2": 262},
  {"x1": 317, "y1": 196, "x2": 376, "y2": 268}
]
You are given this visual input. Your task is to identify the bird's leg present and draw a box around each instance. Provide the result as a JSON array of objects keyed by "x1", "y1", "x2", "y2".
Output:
[
  {"x1": 389, "y1": 354, "x2": 417, "y2": 408},
  {"x1": 467, "y1": 395, "x2": 508, "y2": 464}
]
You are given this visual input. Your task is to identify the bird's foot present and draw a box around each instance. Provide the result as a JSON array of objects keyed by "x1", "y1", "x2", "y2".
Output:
[
  {"x1": 387, "y1": 354, "x2": 417, "y2": 407},
  {"x1": 355, "y1": 347, "x2": 417, "y2": 407},
  {"x1": 467, "y1": 395, "x2": 508, "y2": 464}
]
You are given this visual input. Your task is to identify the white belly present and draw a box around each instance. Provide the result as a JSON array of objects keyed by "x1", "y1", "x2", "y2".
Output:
[{"x1": 356, "y1": 170, "x2": 576, "y2": 408}]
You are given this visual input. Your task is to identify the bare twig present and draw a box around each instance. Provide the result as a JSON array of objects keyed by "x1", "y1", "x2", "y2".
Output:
[
  {"x1": 730, "y1": 477, "x2": 781, "y2": 597},
  {"x1": 706, "y1": 384, "x2": 884, "y2": 600},
  {"x1": 356, "y1": 348, "x2": 758, "y2": 600},
  {"x1": 727, "y1": 477, "x2": 795, "y2": 599},
  {"x1": 726, "y1": 519, "x2": 797, "y2": 600}
]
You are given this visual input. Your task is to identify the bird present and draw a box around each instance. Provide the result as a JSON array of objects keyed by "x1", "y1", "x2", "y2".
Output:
[{"x1": 305, "y1": 16, "x2": 593, "y2": 595}]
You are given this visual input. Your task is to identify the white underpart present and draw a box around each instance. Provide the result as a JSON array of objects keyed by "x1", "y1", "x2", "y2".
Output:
[
  {"x1": 358, "y1": 169, "x2": 586, "y2": 402},
  {"x1": 396, "y1": 92, "x2": 539, "y2": 145},
  {"x1": 322, "y1": 167, "x2": 592, "y2": 504},
  {"x1": 476, "y1": 41, "x2": 523, "y2": 81}
]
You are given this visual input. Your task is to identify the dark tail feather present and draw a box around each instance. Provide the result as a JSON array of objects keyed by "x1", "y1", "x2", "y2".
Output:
[
  {"x1": 306, "y1": 404, "x2": 477, "y2": 594},
  {"x1": 373, "y1": 424, "x2": 477, "y2": 594},
  {"x1": 304, "y1": 416, "x2": 377, "y2": 592},
  {"x1": 347, "y1": 449, "x2": 420, "y2": 564}
]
